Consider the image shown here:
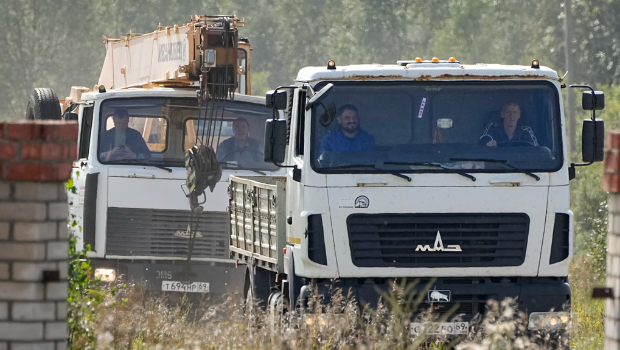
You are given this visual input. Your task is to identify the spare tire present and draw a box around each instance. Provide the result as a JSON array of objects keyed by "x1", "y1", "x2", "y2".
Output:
[{"x1": 26, "y1": 88, "x2": 62, "y2": 120}]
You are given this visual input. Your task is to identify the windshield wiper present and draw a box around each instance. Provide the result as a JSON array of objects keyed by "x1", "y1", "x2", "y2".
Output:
[
  {"x1": 152, "y1": 164, "x2": 173, "y2": 173},
  {"x1": 449, "y1": 158, "x2": 540, "y2": 181},
  {"x1": 110, "y1": 158, "x2": 173, "y2": 172},
  {"x1": 384, "y1": 161, "x2": 476, "y2": 182},
  {"x1": 219, "y1": 162, "x2": 266, "y2": 175},
  {"x1": 324, "y1": 164, "x2": 411, "y2": 182}
]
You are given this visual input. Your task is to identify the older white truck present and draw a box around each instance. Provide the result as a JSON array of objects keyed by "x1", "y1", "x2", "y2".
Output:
[
  {"x1": 30, "y1": 15, "x2": 283, "y2": 299},
  {"x1": 229, "y1": 58, "x2": 605, "y2": 344}
]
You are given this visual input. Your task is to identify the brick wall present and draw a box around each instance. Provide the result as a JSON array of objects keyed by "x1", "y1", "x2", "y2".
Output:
[
  {"x1": 0, "y1": 121, "x2": 77, "y2": 350},
  {"x1": 604, "y1": 131, "x2": 620, "y2": 350}
]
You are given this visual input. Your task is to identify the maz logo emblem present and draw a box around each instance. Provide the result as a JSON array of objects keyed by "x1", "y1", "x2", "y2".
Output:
[
  {"x1": 355, "y1": 195, "x2": 370, "y2": 208},
  {"x1": 415, "y1": 231, "x2": 462, "y2": 252},
  {"x1": 428, "y1": 290, "x2": 451, "y2": 302},
  {"x1": 174, "y1": 225, "x2": 203, "y2": 239}
]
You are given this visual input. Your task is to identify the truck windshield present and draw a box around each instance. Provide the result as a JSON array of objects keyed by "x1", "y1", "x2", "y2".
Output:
[
  {"x1": 98, "y1": 97, "x2": 278, "y2": 171},
  {"x1": 311, "y1": 82, "x2": 562, "y2": 173}
]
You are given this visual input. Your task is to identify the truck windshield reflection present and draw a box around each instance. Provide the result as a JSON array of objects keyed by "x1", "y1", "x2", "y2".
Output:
[
  {"x1": 312, "y1": 82, "x2": 561, "y2": 173},
  {"x1": 98, "y1": 98, "x2": 279, "y2": 171}
]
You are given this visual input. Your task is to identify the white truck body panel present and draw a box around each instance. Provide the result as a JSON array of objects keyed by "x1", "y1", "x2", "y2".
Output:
[{"x1": 70, "y1": 89, "x2": 283, "y2": 259}]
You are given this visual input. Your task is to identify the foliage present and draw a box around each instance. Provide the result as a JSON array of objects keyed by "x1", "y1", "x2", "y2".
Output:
[
  {"x1": 67, "y1": 230, "x2": 108, "y2": 349},
  {"x1": 569, "y1": 255, "x2": 605, "y2": 350},
  {"x1": 1, "y1": 0, "x2": 619, "y2": 120}
]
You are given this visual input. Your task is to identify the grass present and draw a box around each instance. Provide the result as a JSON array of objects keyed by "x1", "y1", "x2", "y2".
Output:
[
  {"x1": 67, "y1": 274, "x2": 575, "y2": 350},
  {"x1": 569, "y1": 254, "x2": 606, "y2": 350}
]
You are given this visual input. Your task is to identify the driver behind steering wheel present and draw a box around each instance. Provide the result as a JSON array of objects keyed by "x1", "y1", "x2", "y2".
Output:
[
  {"x1": 217, "y1": 117, "x2": 263, "y2": 165},
  {"x1": 478, "y1": 102, "x2": 538, "y2": 147}
]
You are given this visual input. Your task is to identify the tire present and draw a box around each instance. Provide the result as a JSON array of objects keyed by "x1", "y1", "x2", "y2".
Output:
[{"x1": 26, "y1": 88, "x2": 62, "y2": 120}]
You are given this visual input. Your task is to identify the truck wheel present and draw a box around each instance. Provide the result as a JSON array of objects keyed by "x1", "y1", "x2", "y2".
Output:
[
  {"x1": 245, "y1": 267, "x2": 271, "y2": 310},
  {"x1": 26, "y1": 88, "x2": 62, "y2": 120}
]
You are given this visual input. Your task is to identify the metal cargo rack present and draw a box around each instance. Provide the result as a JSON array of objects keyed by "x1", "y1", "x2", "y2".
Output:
[{"x1": 228, "y1": 175, "x2": 286, "y2": 273}]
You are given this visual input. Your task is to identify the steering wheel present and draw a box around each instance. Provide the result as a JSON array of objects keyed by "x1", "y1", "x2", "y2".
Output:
[{"x1": 497, "y1": 140, "x2": 536, "y2": 148}]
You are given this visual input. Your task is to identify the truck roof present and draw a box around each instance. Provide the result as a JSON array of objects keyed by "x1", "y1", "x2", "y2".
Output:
[
  {"x1": 296, "y1": 62, "x2": 559, "y2": 83},
  {"x1": 81, "y1": 87, "x2": 265, "y2": 105}
]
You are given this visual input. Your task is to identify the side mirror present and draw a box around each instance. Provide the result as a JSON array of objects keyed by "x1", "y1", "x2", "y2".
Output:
[
  {"x1": 582, "y1": 91, "x2": 605, "y2": 110},
  {"x1": 582, "y1": 119, "x2": 605, "y2": 162},
  {"x1": 264, "y1": 120, "x2": 287, "y2": 164},
  {"x1": 265, "y1": 90, "x2": 288, "y2": 110}
]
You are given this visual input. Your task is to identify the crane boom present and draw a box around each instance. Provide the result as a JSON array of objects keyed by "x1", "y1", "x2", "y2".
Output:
[{"x1": 97, "y1": 15, "x2": 249, "y2": 97}]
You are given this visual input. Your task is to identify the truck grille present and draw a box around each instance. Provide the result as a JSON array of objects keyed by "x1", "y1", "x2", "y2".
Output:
[
  {"x1": 106, "y1": 207, "x2": 228, "y2": 259},
  {"x1": 348, "y1": 214, "x2": 529, "y2": 268}
]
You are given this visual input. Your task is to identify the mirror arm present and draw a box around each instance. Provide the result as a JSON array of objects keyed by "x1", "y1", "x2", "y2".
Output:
[{"x1": 570, "y1": 84, "x2": 599, "y2": 167}]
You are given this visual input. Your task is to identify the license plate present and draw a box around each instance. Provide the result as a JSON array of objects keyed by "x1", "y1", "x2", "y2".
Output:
[
  {"x1": 161, "y1": 281, "x2": 210, "y2": 293},
  {"x1": 410, "y1": 322, "x2": 469, "y2": 336}
]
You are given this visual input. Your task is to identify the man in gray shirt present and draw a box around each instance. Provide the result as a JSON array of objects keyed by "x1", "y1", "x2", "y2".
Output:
[
  {"x1": 99, "y1": 108, "x2": 151, "y2": 161},
  {"x1": 217, "y1": 117, "x2": 263, "y2": 166}
]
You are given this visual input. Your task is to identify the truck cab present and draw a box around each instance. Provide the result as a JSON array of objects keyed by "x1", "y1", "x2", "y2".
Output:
[
  {"x1": 232, "y1": 58, "x2": 604, "y2": 340},
  {"x1": 68, "y1": 88, "x2": 281, "y2": 297}
]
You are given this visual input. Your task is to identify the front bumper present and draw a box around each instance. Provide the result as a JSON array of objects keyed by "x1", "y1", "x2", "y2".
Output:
[
  {"x1": 90, "y1": 258, "x2": 246, "y2": 298},
  {"x1": 302, "y1": 276, "x2": 570, "y2": 322}
]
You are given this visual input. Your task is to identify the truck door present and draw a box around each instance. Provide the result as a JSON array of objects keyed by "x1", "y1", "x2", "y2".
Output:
[{"x1": 69, "y1": 104, "x2": 94, "y2": 251}]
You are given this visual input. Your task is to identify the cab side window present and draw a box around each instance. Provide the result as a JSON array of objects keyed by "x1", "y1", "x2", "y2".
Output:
[{"x1": 78, "y1": 106, "x2": 94, "y2": 159}]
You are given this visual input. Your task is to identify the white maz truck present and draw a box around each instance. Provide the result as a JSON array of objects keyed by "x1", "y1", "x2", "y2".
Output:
[
  {"x1": 30, "y1": 15, "x2": 283, "y2": 299},
  {"x1": 229, "y1": 58, "x2": 605, "y2": 343}
]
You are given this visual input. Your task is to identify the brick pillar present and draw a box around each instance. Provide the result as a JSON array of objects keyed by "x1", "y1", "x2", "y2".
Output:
[
  {"x1": 0, "y1": 121, "x2": 78, "y2": 350},
  {"x1": 604, "y1": 131, "x2": 620, "y2": 350}
]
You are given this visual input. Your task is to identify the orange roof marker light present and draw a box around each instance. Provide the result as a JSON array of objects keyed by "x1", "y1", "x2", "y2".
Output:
[
  {"x1": 449, "y1": 57, "x2": 457, "y2": 62},
  {"x1": 415, "y1": 57, "x2": 423, "y2": 62},
  {"x1": 432, "y1": 57, "x2": 440, "y2": 62}
]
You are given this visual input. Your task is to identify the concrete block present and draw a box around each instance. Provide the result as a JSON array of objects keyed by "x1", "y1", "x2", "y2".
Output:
[
  {"x1": 0, "y1": 222, "x2": 9, "y2": 240},
  {"x1": 45, "y1": 282, "x2": 67, "y2": 301},
  {"x1": 0, "y1": 263, "x2": 8, "y2": 280},
  {"x1": 46, "y1": 241, "x2": 68, "y2": 261},
  {"x1": 14, "y1": 183, "x2": 58, "y2": 202},
  {"x1": 608, "y1": 298, "x2": 620, "y2": 320},
  {"x1": 44, "y1": 322, "x2": 67, "y2": 340},
  {"x1": 614, "y1": 256, "x2": 620, "y2": 278},
  {"x1": 56, "y1": 262, "x2": 68, "y2": 279},
  {"x1": 0, "y1": 342, "x2": 6, "y2": 350},
  {"x1": 0, "y1": 302, "x2": 7, "y2": 320},
  {"x1": 11, "y1": 343, "x2": 55, "y2": 350},
  {"x1": 611, "y1": 234, "x2": 618, "y2": 255},
  {"x1": 12, "y1": 262, "x2": 56, "y2": 282},
  {"x1": 12, "y1": 302, "x2": 55, "y2": 321},
  {"x1": 0, "y1": 203, "x2": 47, "y2": 221},
  {"x1": 613, "y1": 215, "x2": 620, "y2": 235},
  {"x1": 14, "y1": 222, "x2": 57, "y2": 241},
  {"x1": 47, "y1": 203, "x2": 67, "y2": 221},
  {"x1": 56, "y1": 222, "x2": 68, "y2": 239},
  {"x1": 55, "y1": 341, "x2": 67, "y2": 350},
  {"x1": 57, "y1": 183, "x2": 68, "y2": 202},
  {"x1": 0, "y1": 322, "x2": 43, "y2": 340},
  {"x1": 0, "y1": 282, "x2": 44, "y2": 300},
  {"x1": 606, "y1": 318, "x2": 620, "y2": 341},
  {"x1": 610, "y1": 194, "x2": 620, "y2": 214},
  {"x1": 0, "y1": 182, "x2": 10, "y2": 200},
  {"x1": 0, "y1": 243, "x2": 46, "y2": 261},
  {"x1": 55, "y1": 302, "x2": 66, "y2": 320},
  {"x1": 606, "y1": 339, "x2": 620, "y2": 350}
]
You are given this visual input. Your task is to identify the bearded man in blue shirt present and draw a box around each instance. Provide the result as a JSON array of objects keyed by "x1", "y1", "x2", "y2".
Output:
[{"x1": 319, "y1": 104, "x2": 375, "y2": 155}]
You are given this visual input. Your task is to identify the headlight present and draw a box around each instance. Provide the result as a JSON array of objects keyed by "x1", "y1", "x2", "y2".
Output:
[
  {"x1": 304, "y1": 314, "x2": 328, "y2": 327},
  {"x1": 94, "y1": 268, "x2": 116, "y2": 282},
  {"x1": 528, "y1": 312, "x2": 569, "y2": 330}
]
